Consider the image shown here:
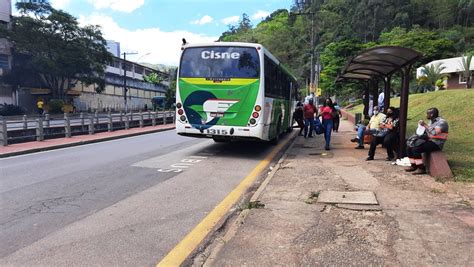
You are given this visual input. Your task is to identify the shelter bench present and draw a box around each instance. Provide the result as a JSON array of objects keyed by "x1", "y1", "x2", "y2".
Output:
[{"x1": 423, "y1": 151, "x2": 453, "y2": 180}]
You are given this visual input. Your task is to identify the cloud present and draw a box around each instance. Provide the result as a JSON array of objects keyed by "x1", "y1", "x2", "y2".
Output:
[
  {"x1": 88, "y1": 0, "x2": 144, "y2": 13},
  {"x1": 78, "y1": 14, "x2": 217, "y2": 66},
  {"x1": 50, "y1": 0, "x2": 71, "y2": 9},
  {"x1": 190, "y1": 15, "x2": 213, "y2": 25},
  {"x1": 221, "y1": 16, "x2": 240, "y2": 25},
  {"x1": 251, "y1": 10, "x2": 270, "y2": 20}
]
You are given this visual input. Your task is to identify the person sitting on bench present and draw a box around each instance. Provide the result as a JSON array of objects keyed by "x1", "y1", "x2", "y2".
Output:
[
  {"x1": 405, "y1": 107, "x2": 449, "y2": 175},
  {"x1": 351, "y1": 106, "x2": 386, "y2": 149}
]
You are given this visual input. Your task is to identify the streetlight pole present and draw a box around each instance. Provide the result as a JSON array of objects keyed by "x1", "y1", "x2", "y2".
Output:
[{"x1": 122, "y1": 52, "x2": 137, "y2": 112}]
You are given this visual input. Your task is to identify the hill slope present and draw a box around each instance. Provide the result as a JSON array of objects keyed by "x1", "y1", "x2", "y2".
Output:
[{"x1": 347, "y1": 90, "x2": 474, "y2": 182}]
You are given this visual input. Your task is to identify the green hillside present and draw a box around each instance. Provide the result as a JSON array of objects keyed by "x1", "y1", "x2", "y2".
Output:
[{"x1": 346, "y1": 90, "x2": 474, "y2": 182}]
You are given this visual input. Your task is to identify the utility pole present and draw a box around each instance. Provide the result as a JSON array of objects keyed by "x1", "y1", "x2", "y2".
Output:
[
  {"x1": 122, "y1": 52, "x2": 137, "y2": 112},
  {"x1": 310, "y1": 11, "x2": 314, "y2": 89},
  {"x1": 294, "y1": 0, "x2": 315, "y2": 94}
]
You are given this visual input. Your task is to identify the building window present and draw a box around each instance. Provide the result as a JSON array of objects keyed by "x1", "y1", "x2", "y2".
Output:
[
  {"x1": 0, "y1": 54, "x2": 9, "y2": 69},
  {"x1": 112, "y1": 59, "x2": 121, "y2": 69},
  {"x1": 144, "y1": 69, "x2": 153, "y2": 76},
  {"x1": 459, "y1": 72, "x2": 470, "y2": 84},
  {"x1": 124, "y1": 63, "x2": 133, "y2": 72},
  {"x1": 135, "y1": 66, "x2": 144, "y2": 75}
]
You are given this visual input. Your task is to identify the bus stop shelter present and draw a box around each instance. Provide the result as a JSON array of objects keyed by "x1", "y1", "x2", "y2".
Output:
[{"x1": 336, "y1": 46, "x2": 422, "y2": 157}]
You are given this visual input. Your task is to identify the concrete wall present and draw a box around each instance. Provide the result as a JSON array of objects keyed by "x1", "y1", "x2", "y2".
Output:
[
  {"x1": 73, "y1": 92, "x2": 154, "y2": 112},
  {"x1": 0, "y1": 0, "x2": 11, "y2": 23},
  {"x1": 72, "y1": 82, "x2": 165, "y2": 112}
]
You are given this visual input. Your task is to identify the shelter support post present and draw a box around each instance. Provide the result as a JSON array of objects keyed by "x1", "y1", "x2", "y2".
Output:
[
  {"x1": 363, "y1": 81, "x2": 370, "y2": 119},
  {"x1": 372, "y1": 79, "x2": 379, "y2": 109},
  {"x1": 398, "y1": 67, "x2": 411, "y2": 158},
  {"x1": 384, "y1": 75, "x2": 391, "y2": 111}
]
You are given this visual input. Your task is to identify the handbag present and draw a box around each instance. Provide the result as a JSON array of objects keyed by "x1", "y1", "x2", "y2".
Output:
[
  {"x1": 313, "y1": 118, "x2": 324, "y2": 135},
  {"x1": 406, "y1": 134, "x2": 427, "y2": 148},
  {"x1": 363, "y1": 134, "x2": 373, "y2": 144}
]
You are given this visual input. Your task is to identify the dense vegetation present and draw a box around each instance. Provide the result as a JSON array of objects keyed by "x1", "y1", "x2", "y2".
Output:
[
  {"x1": 219, "y1": 0, "x2": 474, "y2": 100},
  {"x1": 1, "y1": 2, "x2": 112, "y2": 100}
]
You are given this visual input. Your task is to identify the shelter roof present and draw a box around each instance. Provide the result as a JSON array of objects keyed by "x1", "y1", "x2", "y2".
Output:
[{"x1": 337, "y1": 46, "x2": 423, "y2": 82}]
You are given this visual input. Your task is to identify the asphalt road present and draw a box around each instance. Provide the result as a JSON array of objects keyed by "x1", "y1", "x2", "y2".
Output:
[{"x1": 0, "y1": 130, "x2": 287, "y2": 266}]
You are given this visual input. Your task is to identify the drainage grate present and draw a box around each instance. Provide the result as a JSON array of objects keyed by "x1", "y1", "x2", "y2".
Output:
[{"x1": 317, "y1": 191, "x2": 378, "y2": 205}]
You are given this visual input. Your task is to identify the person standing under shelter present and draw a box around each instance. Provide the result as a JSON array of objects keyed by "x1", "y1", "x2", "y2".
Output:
[
  {"x1": 303, "y1": 99, "x2": 317, "y2": 138},
  {"x1": 405, "y1": 108, "x2": 449, "y2": 175},
  {"x1": 319, "y1": 98, "x2": 335, "y2": 150},
  {"x1": 37, "y1": 98, "x2": 44, "y2": 115},
  {"x1": 378, "y1": 90, "x2": 385, "y2": 112}
]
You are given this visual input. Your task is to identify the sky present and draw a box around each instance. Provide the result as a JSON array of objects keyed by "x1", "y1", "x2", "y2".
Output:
[{"x1": 15, "y1": 0, "x2": 294, "y2": 66}]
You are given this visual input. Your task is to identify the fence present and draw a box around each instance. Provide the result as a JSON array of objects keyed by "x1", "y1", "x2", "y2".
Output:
[{"x1": 0, "y1": 111, "x2": 175, "y2": 146}]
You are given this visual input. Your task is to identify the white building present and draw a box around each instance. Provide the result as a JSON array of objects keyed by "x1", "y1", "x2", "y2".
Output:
[{"x1": 416, "y1": 56, "x2": 474, "y2": 89}]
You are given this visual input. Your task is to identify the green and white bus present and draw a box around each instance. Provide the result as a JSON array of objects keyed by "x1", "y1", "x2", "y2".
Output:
[{"x1": 175, "y1": 42, "x2": 297, "y2": 143}]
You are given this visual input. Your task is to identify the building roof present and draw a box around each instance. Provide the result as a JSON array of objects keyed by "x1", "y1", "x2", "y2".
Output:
[{"x1": 416, "y1": 56, "x2": 474, "y2": 78}]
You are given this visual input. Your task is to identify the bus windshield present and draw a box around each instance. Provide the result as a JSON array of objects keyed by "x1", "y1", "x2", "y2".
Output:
[{"x1": 179, "y1": 46, "x2": 260, "y2": 79}]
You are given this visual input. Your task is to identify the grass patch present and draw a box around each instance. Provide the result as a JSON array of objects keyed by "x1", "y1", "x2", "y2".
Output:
[
  {"x1": 240, "y1": 201, "x2": 265, "y2": 210},
  {"x1": 346, "y1": 90, "x2": 474, "y2": 182},
  {"x1": 431, "y1": 188, "x2": 445, "y2": 194},
  {"x1": 305, "y1": 191, "x2": 320, "y2": 204}
]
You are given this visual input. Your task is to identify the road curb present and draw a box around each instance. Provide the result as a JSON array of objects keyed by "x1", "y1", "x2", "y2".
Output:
[
  {"x1": 0, "y1": 126, "x2": 175, "y2": 158},
  {"x1": 197, "y1": 132, "x2": 299, "y2": 267},
  {"x1": 158, "y1": 131, "x2": 297, "y2": 267}
]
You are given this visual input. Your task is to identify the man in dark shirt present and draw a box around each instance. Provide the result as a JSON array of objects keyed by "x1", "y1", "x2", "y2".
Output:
[
  {"x1": 406, "y1": 107, "x2": 449, "y2": 175},
  {"x1": 293, "y1": 102, "x2": 304, "y2": 136}
]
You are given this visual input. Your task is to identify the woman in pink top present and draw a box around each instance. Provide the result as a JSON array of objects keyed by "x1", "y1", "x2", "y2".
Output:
[{"x1": 319, "y1": 98, "x2": 335, "y2": 150}]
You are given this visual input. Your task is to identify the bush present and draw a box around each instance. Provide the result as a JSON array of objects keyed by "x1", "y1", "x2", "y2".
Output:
[
  {"x1": 46, "y1": 99, "x2": 65, "y2": 114},
  {"x1": 0, "y1": 104, "x2": 25, "y2": 116}
]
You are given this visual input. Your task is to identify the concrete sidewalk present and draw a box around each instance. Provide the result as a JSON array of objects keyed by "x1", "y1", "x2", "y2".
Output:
[
  {"x1": 201, "y1": 120, "x2": 474, "y2": 266},
  {"x1": 0, "y1": 124, "x2": 175, "y2": 158}
]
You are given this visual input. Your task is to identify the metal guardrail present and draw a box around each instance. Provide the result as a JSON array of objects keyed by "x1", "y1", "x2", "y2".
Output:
[{"x1": 0, "y1": 111, "x2": 175, "y2": 146}]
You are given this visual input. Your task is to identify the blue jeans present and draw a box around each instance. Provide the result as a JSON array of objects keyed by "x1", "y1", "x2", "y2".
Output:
[
  {"x1": 322, "y1": 119, "x2": 333, "y2": 147},
  {"x1": 304, "y1": 118, "x2": 314, "y2": 137},
  {"x1": 357, "y1": 125, "x2": 366, "y2": 147}
]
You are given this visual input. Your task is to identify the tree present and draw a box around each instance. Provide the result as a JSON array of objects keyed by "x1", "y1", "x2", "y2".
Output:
[
  {"x1": 143, "y1": 72, "x2": 165, "y2": 84},
  {"x1": 420, "y1": 62, "x2": 448, "y2": 91},
  {"x1": 5, "y1": 2, "x2": 112, "y2": 99},
  {"x1": 459, "y1": 53, "x2": 473, "y2": 88},
  {"x1": 379, "y1": 26, "x2": 456, "y2": 62}
]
